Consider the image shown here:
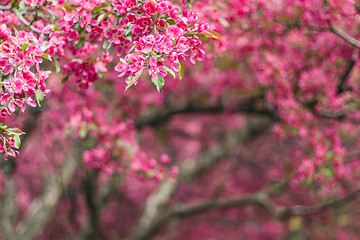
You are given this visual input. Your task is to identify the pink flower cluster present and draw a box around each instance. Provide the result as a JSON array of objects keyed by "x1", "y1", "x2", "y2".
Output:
[
  {"x1": 0, "y1": 26, "x2": 55, "y2": 158},
  {"x1": 109, "y1": 0, "x2": 211, "y2": 91}
]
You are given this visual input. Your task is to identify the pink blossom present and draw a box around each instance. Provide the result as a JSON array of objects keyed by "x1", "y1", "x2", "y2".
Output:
[
  {"x1": 125, "y1": 13, "x2": 137, "y2": 24},
  {"x1": 157, "y1": 1, "x2": 171, "y2": 14},
  {"x1": 198, "y1": 22, "x2": 209, "y2": 34},
  {"x1": 143, "y1": 0, "x2": 157, "y2": 16},
  {"x1": 136, "y1": 17, "x2": 153, "y2": 29},
  {"x1": 155, "y1": 19, "x2": 168, "y2": 29},
  {"x1": 148, "y1": 56, "x2": 167, "y2": 80},
  {"x1": 166, "y1": 25, "x2": 183, "y2": 39},
  {"x1": 115, "y1": 59, "x2": 129, "y2": 77}
]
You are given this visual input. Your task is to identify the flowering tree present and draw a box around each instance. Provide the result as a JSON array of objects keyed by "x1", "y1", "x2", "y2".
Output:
[{"x1": 2, "y1": 0, "x2": 360, "y2": 239}]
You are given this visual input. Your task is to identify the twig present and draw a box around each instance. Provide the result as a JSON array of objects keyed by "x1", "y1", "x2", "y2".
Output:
[
  {"x1": 0, "y1": 4, "x2": 44, "y2": 35},
  {"x1": 29, "y1": 5, "x2": 41, "y2": 26},
  {"x1": 135, "y1": 96, "x2": 273, "y2": 129},
  {"x1": 282, "y1": 188, "x2": 360, "y2": 217},
  {"x1": 166, "y1": 187, "x2": 360, "y2": 221},
  {"x1": 0, "y1": 0, "x2": 11, "y2": 6},
  {"x1": 337, "y1": 58, "x2": 355, "y2": 94},
  {"x1": 169, "y1": 182, "x2": 286, "y2": 218},
  {"x1": 327, "y1": 20, "x2": 360, "y2": 49},
  {"x1": 0, "y1": 5, "x2": 10, "y2": 10},
  {"x1": 14, "y1": 11, "x2": 43, "y2": 34}
]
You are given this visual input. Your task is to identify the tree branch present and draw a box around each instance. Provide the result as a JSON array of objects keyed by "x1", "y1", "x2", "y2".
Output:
[
  {"x1": 0, "y1": 179, "x2": 17, "y2": 240},
  {"x1": 337, "y1": 58, "x2": 355, "y2": 94},
  {"x1": 14, "y1": 11, "x2": 43, "y2": 34},
  {"x1": 81, "y1": 169, "x2": 99, "y2": 240},
  {"x1": 165, "y1": 186, "x2": 360, "y2": 222},
  {"x1": 135, "y1": 97, "x2": 274, "y2": 129},
  {"x1": 127, "y1": 117, "x2": 273, "y2": 240},
  {"x1": 281, "y1": 188, "x2": 360, "y2": 217},
  {"x1": 168, "y1": 182, "x2": 285, "y2": 218},
  {"x1": 15, "y1": 147, "x2": 82, "y2": 240},
  {"x1": 327, "y1": 20, "x2": 360, "y2": 49},
  {"x1": 0, "y1": 5, "x2": 43, "y2": 34},
  {"x1": 78, "y1": 172, "x2": 121, "y2": 240}
]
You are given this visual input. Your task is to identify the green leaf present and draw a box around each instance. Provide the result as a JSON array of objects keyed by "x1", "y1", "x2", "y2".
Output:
[
  {"x1": 14, "y1": 135, "x2": 21, "y2": 149},
  {"x1": 21, "y1": 43, "x2": 29, "y2": 51},
  {"x1": 126, "y1": 23, "x2": 133, "y2": 36},
  {"x1": 219, "y1": 18, "x2": 230, "y2": 28},
  {"x1": 179, "y1": 60, "x2": 184, "y2": 80},
  {"x1": 40, "y1": 45, "x2": 48, "y2": 51},
  {"x1": 125, "y1": 68, "x2": 143, "y2": 91},
  {"x1": 102, "y1": 40, "x2": 112, "y2": 52},
  {"x1": 166, "y1": 18, "x2": 176, "y2": 25},
  {"x1": 79, "y1": 126, "x2": 87, "y2": 138},
  {"x1": 17, "y1": 1, "x2": 28, "y2": 14},
  {"x1": 97, "y1": 11, "x2": 113, "y2": 25},
  {"x1": 3, "y1": 73, "x2": 10, "y2": 80},
  {"x1": 195, "y1": 34, "x2": 208, "y2": 42},
  {"x1": 19, "y1": 1, "x2": 25, "y2": 9},
  {"x1": 204, "y1": 29, "x2": 223, "y2": 40},
  {"x1": 163, "y1": 66, "x2": 176, "y2": 79},
  {"x1": 41, "y1": 53, "x2": 52, "y2": 61},
  {"x1": 76, "y1": 37, "x2": 86, "y2": 49},
  {"x1": 6, "y1": 128, "x2": 25, "y2": 135},
  {"x1": 91, "y1": 5, "x2": 104, "y2": 13},
  {"x1": 0, "y1": 123, "x2": 7, "y2": 129},
  {"x1": 55, "y1": 56, "x2": 60, "y2": 73},
  {"x1": 61, "y1": 75, "x2": 69, "y2": 84},
  {"x1": 128, "y1": 45, "x2": 138, "y2": 53},
  {"x1": 151, "y1": 74, "x2": 165, "y2": 93},
  {"x1": 185, "y1": 0, "x2": 192, "y2": 10},
  {"x1": 36, "y1": 89, "x2": 44, "y2": 107}
]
